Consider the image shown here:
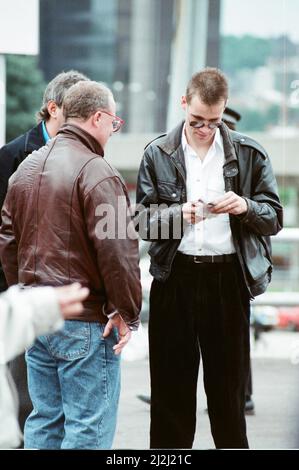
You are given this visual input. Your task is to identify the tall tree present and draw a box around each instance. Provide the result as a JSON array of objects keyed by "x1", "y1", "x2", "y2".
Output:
[{"x1": 6, "y1": 55, "x2": 45, "y2": 142}]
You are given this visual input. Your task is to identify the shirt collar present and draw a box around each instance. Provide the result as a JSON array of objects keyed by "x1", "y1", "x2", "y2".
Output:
[
  {"x1": 181, "y1": 124, "x2": 190, "y2": 152},
  {"x1": 214, "y1": 127, "x2": 223, "y2": 152},
  {"x1": 181, "y1": 124, "x2": 223, "y2": 155},
  {"x1": 42, "y1": 120, "x2": 51, "y2": 143}
]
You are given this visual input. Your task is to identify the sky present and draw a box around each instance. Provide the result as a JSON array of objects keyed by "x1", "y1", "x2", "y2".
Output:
[
  {"x1": 221, "y1": 0, "x2": 299, "y2": 42},
  {"x1": 1, "y1": 0, "x2": 299, "y2": 54},
  {"x1": 0, "y1": 0, "x2": 39, "y2": 55}
]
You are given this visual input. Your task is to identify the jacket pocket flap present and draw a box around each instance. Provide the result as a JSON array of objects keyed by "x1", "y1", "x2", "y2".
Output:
[{"x1": 157, "y1": 181, "x2": 181, "y2": 202}]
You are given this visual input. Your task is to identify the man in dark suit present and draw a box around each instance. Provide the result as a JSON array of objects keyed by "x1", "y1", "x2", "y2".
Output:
[{"x1": 0, "y1": 69, "x2": 89, "y2": 434}]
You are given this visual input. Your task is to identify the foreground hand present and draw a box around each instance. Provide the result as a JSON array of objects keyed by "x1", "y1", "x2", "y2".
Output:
[
  {"x1": 103, "y1": 313, "x2": 132, "y2": 355},
  {"x1": 210, "y1": 191, "x2": 248, "y2": 215},
  {"x1": 55, "y1": 283, "x2": 89, "y2": 319},
  {"x1": 182, "y1": 201, "x2": 205, "y2": 224}
]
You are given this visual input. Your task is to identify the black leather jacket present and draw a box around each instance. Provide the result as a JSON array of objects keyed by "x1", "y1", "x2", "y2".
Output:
[{"x1": 136, "y1": 121, "x2": 283, "y2": 298}]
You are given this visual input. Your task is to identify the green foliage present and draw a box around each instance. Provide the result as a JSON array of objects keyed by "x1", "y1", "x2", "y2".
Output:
[
  {"x1": 220, "y1": 35, "x2": 272, "y2": 73},
  {"x1": 237, "y1": 105, "x2": 281, "y2": 132},
  {"x1": 6, "y1": 55, "x2": 45, "y2": 142},
  {"x1": 279, "y1": 186, "x2": 297, "y2": 207},
  {"x1": 219, "y1": 34, "x2": 293, "y2": 131}
]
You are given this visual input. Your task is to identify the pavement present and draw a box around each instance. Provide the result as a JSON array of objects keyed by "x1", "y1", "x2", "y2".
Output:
[{"x1": 113, "y1": 328, "x2": 299, "y2": 449}]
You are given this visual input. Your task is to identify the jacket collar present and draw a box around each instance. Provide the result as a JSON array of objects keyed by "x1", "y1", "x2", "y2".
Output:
[
  {"x1": 24, "y1": 122, "x2": 46, "y2": 155},
  {"x1": 57, "y1": 123, "x2": 104, "y2": 156},
  {"x1": 157, "y1": 121, "x2": 184, "y2": 156},
  {"x1": 157, "y1": 120, "x2": 239, "y2": 179},
  {"x1": 219, "y1": 122, "x2": 238, "y2": 166},
  {"x1": 157, "y1": 122, "x2": 186, "y2": 182}
]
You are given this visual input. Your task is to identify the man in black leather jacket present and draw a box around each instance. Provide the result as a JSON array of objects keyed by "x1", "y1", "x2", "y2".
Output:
[{"x1": 136, "y1": 67, "x2": 283, "y2": 449}]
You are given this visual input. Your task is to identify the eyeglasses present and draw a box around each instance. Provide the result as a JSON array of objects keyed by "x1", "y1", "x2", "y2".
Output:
[
  {"x1": 189, "y1": 120, "x2": 221, "y2": 130},
  {"x1": 99, "y1": 110, "x2": 124, "y2": 132}
]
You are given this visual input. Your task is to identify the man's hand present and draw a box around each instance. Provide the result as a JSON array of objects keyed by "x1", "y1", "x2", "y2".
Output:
[
  {"x1": 210, "y1": 191, "x2": 248, "y2": 215},
  {"x1": 55, "y1": 283, "x2": 89, "y2": 319},
  {"x1": 103, "y1": 313, "x2": 132, "y2": 355},
  {"x1": 182, "y1": 201, "x2": 205, "y2": 224}
]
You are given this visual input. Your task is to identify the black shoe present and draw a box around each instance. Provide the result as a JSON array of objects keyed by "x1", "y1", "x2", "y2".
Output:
[
  {"x1": 137, "y1": 394, "x2": 151, "y2": 405},
  {"x1": 245, "y1": 398, "x2": 255, "y2": 415}
]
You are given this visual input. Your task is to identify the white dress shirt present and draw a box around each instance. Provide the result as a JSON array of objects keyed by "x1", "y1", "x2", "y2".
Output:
[{"x1": 178, "y1": 126, "x2": 236, "y2": 256}]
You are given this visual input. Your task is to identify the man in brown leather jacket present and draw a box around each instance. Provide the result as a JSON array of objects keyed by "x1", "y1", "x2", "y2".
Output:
[
  {"x1": 0, "y1": 80, "x2": 142, "y2": 449},
  {"x1": 0, "y1": 69, "x2": 89, "y2": 438}
]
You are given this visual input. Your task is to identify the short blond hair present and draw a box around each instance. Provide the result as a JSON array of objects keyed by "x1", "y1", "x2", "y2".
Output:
[
  {"x1": 63, "y1": 81, "x2": 113, "y2": 121},
  {"x1": 186, "y1": 67, "x2": 228, "y2": 105}
]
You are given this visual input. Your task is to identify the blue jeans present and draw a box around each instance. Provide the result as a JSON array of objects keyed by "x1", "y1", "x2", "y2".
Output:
[{"x1": 24, "y1": 320, "x2": 120, "y2": 449}]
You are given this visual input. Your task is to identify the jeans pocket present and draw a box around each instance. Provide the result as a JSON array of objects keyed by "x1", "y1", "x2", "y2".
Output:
[{"x1": 46, "y1": 320, "x2": 91, "y2": 360}]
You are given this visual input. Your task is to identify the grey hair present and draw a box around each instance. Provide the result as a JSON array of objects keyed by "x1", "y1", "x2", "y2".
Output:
[
  {"x1": 63, "y1": 81, "x2": 113, "y2": 121},
  {"x1": 36, "y1": 70, "x2": 89, "y2": 122}
]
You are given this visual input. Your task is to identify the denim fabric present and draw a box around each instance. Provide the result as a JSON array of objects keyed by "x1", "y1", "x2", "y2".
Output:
[{"x1": 24, "y1": 320, "x2": 120, "y2": 449}]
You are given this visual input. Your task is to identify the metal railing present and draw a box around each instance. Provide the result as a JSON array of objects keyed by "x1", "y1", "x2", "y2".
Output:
[{"x1": 253, "y1": 228, "x2": 299, "y2": 307}]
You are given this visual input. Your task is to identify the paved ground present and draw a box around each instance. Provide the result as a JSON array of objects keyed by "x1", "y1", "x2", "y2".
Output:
[{"x1": 113, "y1": 329, "x2": 299, "y2": 449}]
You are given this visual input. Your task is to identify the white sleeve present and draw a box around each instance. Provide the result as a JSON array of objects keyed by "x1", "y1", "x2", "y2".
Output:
[{"x1": 0, "y1": 285, "x2": 64, "y2": 364}]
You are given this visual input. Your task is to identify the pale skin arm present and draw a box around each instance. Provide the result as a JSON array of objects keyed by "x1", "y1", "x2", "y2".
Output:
[
  {"x1": 182, "y1": 201, "x2": 204, "y2": 224},
  {"x1": 55, "y1": 283, "x2": 90, "y2": 318},
  {"x1": 182, "y1": 191, "x2": 247, "y2": 224},
  {"x1": 209, "y1": 191, "x2": 248, "y2": 215},
  {"x1": 58, "y1": 284, "x2": 132, "y2": 355},
  {"x1": 103, "y1": 313, "x2": 132, "y2": 355}
]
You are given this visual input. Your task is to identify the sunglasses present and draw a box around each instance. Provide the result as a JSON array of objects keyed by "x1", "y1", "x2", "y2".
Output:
[{"x1": 189, "y1": 120, "x2": 221, "y2": 130}]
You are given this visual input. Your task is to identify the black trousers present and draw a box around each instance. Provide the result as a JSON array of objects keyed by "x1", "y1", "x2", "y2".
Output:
[{"x1": 149, "y1": 255, "x2": 250, "y2": 449}]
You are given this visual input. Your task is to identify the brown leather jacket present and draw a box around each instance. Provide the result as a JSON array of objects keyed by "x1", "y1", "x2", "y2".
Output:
[{"x1": 0, "y1": 124, "x2": 141, "y2": 328}]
